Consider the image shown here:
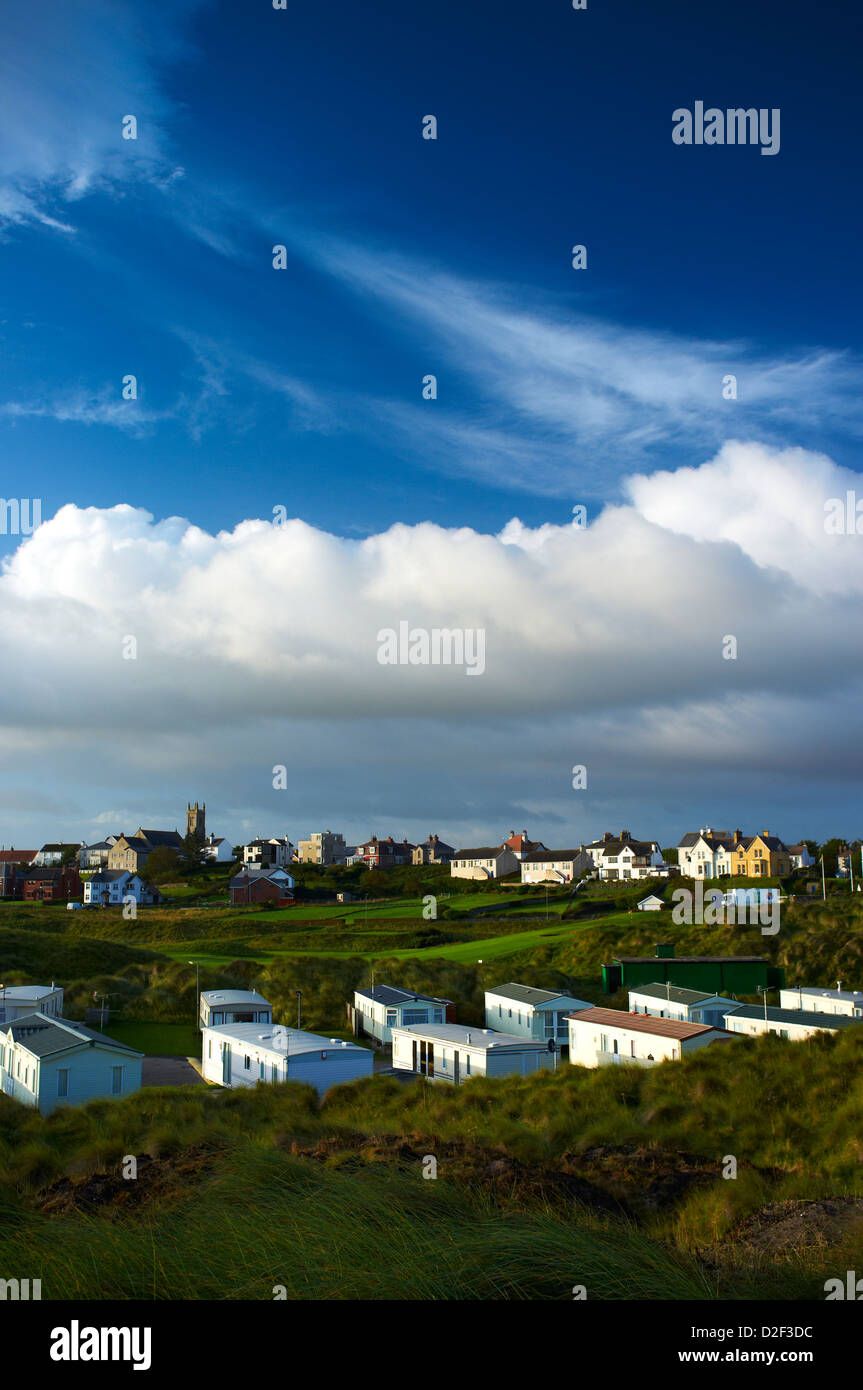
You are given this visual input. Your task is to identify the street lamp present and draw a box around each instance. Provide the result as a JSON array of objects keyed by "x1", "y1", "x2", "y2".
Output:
[
  {"x1": 757, "y1": 984, "x2": 770, "y2": 1025},
  {"x1": 296, "y1": 990, "x2": 303, "y2": 1030}
]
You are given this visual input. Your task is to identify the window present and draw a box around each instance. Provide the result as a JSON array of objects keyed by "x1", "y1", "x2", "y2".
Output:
[
  {"x1": 208, "y1": 1040, "x2": 212, "y2": 1059},
  {"x1": 402, "y1": 1008, "x2": 429, "y2": 1025},
  {"x1": 111, "y1": 1066, "x2": 123, "y2": 1095},
  {"x1": 259, "y1": 1061, "x2": 265, "y2": 1079},
  {"x1": 465, "y1": 1054, "x2": 471, "y2": 1076},
  {"x1": 386, "y1": 1010, "x2": 397, "y2": 1028}
]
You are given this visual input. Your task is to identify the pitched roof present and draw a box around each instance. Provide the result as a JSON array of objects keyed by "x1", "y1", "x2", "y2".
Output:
[
  {"x1": 729, "y1": 1005, "x2": 861, "y2": 1029},
  {"x1": 7, "y1": 1013, "x2": 143, "y2": 1057},
  {"x1": 486, "y1": 982, "x2": 587, "y2": 1008},
  {"x1": 585, "y1": 836, "x2": 656, "y2": 855},
  {"x1": 138, "y1": 829, "x2": 184, "y2": 848},
  {"x1": 390, "y1": 1022, "x2": 548, "y2": 1050},
  {"x1": 201, "y1": 989, "x2": 271, "y2": 1008},
  {"x1": 1, "y1": 985, "x2": 59, "y2": 1001},
  {"x1": 0, "y1": 850, "x2": 36, "y2": 863},
  {"x1": 354, "y1": 984, "x2": 451, "y2": 1007},
  {"x1": 230, "y1": 866, "x2": 292, "y2": 883},
  {"x1": 567, "y1": 1007, "x2": 723, "y2": 1040},
  {"x1": 521, "y1": 849, "x2": 584, "y2": 863},
  {"x1": 790, "y1": 986, "x2": 863, "y2": 1003},
  {"x1": 205, "y1": 1022, "x2": 367, "y2": 1057},
  {"x1": 452, "y1": 846, "x2": 508, "y2": 859},
  {"x1": 628, "y1": 982, "x2": 730, "y2": 1006}
]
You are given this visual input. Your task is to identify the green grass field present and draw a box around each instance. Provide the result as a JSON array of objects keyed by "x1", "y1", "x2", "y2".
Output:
[{"x1": 96, "y1": 1021, "x2": 200, "y2": 1056}]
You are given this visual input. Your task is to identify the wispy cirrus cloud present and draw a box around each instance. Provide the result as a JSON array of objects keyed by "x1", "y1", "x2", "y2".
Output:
[
  {"x1": 291, "y1": 236, "x2": 863, "y2": 492},
  {"x1": 0, "y1": 0, "x2": 200, "y2": 233}
]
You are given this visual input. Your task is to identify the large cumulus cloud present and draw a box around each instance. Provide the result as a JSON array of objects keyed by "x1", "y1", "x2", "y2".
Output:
[{"x1": 0, "y1": 440, "x2": 860, "y2": 845}]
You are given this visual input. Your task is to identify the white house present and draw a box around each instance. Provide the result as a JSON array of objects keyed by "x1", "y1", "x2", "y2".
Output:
[
  {"x1": 450, "y1": 845, "x2": 519, "y2": 880},
  {"x1": 0, "y1": 1013, "x2": 143, "y2": 1114},
  {"x1": 484, "y1": 982, "x2": 592, "y2": 1044},
  {"x1": 83, "y1": 870, "x2": 157, "y2": 906},
  {"x1": 202, "y1": 834, "x2": 235, "y2": 863},
  {"x1": 628, "y1": 983, "x2": 742, "y2": 1029},
  {"x1": 567, "y1": 1006, "x2": 729, "y2": 1068},
  {"x1": 77, "y1": 837, "x2": 120, "y2": 869},
  {"x1": 723, "y1": 1004, "x2": 863, "y2": 1040},
  {"x1": 390, "y1": 1022, "x2": 556, "y2": 1084},
  {"x1": 520, "y1": 849, "x2": 591, "y2": 884},
  {"x1": 786, "y1": 844, "x2": 814, "y2": 870},
  {"x1": 779, "y1": 985, "x2": 863, "y2": 1017},
  {"x1": 0, "y1": 984, "x2": 64, "y2": 1024},
  {"x1": 199, "y1": 989, "x2": 272, "y2": 1029},
  {"x1": 201, "y1": 1022, "x2": 372, "y2": 1094},
  {"x1": 636, "y1": 894, "x2": 665, "y2": 911},
  {"x1": 242, "y1": 836, "x2": 295, "y2": 867},
  {"x1": 33, "y1": 843, "x2": 79, "y2": 867},
  {"x1": 583, "y1": 832, "x2": 666, "y2": 881},
  {"x1": 351, "y1": 985, "x2": 452, "y2": 1045}
]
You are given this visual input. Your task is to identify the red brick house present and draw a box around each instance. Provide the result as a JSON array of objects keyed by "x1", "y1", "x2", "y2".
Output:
[
  {"x1": 356, "y1": 836, "x2": 416, "y2": 868},
  {"x1": 230, "y1": 866, "x2": 296, "y2": 907},
  {"x1": 22, "y1": 866, "x2": 83, "y2": 902}
]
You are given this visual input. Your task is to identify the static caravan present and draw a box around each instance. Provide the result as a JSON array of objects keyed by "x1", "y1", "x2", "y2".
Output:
[
  {"x1": 199, "y1": 989, "x2": 273, "y2": 1029},
  {"x1": 627, "y1": 982, "x2": 742, "y2": 1029},
  {"x1": 722, "y1": 1005, "x2": 863, "y2": 1041},
  {"x1": 0, "y1": 984, "x2": 64, "y2": 1024},
  {"x1": 779, "y1": 986, "x2": 863, "y2": 1018},
  {"x1": 567, "y1": 1006, "x2": 729, "y2": 1069},
  {"x1": 351, "y1": 985, "x2": 453, "y2": 1046},
  {"x1": 202, "y1": 1022, "x2": 373, "y2": 1095},
  {"x1": 0, "y1": 1013, "x2": 142, "y2": 1114},
  {"x1": 484, "y1": 982, "x2": 592, "y2": 1044},
  {"x1": 390, "y1": 1022, "x2": 556, "y2": 1085}
]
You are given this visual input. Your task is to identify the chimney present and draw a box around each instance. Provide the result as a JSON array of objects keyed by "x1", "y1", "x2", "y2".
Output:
[
  {"x1": 620, "y1": 830, "x2": 631, "y2": 842},
  {"x1": 522, "y1": 829, "x2": 527, "y2": 837},
  {"x1": 761, "y1": 830, "x2": 769, "y2": 838},
  {"x1": 733, "y1": 829, "x2": 742, "y2": 844}
]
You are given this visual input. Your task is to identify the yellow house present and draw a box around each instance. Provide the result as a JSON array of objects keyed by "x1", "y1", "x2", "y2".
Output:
[{"x1": 743, "y1": 833, "x2": 791, "y2": 878}]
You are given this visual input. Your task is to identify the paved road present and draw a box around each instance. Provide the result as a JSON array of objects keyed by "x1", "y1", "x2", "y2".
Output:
[{"x1": 142, "y1": 1055, "x2": 204, "y2": 1088}]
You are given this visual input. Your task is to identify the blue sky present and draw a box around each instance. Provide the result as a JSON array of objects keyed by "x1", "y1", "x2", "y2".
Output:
[{"x1": 0, "y1": 0, "x2": 861, "y2": 850}]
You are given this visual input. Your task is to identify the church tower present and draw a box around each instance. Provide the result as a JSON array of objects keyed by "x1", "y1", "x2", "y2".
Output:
[{"x1": 186, "y1": 801, "x2": 206, "y2": 840}]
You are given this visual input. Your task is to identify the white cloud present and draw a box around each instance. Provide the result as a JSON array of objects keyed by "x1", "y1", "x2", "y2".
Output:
[
  {"x1": 0, "y1": 0, "x2": 198, "y2": 231},
  {"x1": 293, "y1": 238, "x2": 863, "y2": 489},
  {"x1": 1, "y1": 442, "x2": 860, "y2": 844}
]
